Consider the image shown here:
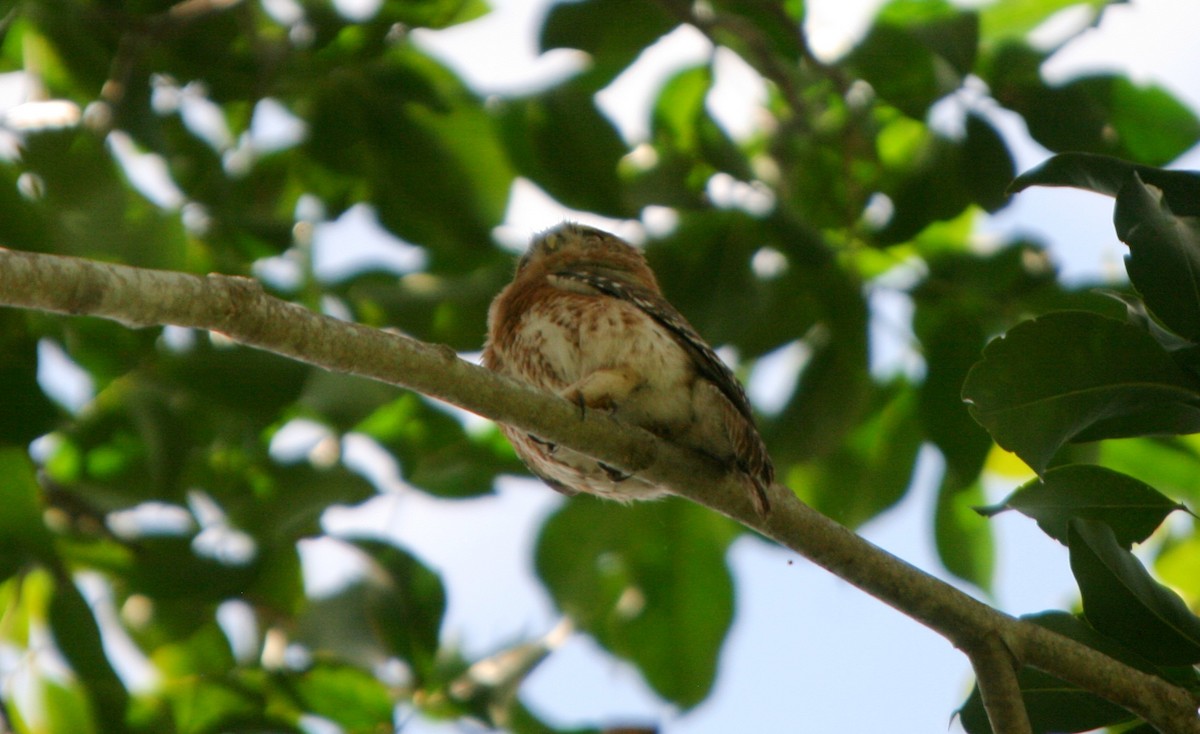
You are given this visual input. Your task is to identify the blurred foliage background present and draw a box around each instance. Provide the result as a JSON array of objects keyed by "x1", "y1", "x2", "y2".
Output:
[{"x1": 0, "y1": 0, "x2": 1199, "y2": 732}]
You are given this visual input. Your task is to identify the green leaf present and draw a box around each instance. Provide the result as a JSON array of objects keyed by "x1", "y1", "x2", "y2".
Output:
[
  {"x1": 963, "y1": 112, "x2": 1015, "y2": 212},
  {"x1": 979, "y1": 464, "x2": 1188, "y2": 547},
  {"x1": 986, "y1": 45, "x2": 1200, "y2": 165},
  {"x1": 962, "y1": 312, "x2": 1200, "y2": 474},
  {"x1": 1099, "y1": 436, "x2": 1200, "y2": 502},
  {"x1": 375, "y1": 0, "x2": 491, "y2": 29},
  {"x1": 1010, "y1": 153, "x2": 1200, "y2": 215},
  {"x1": 42, "y1": 678, "x2": 98, "y2": 734},
  {"x1": 791, "y1": 382, "x2": 923, "y2": 528},
  {"x1": 340, "y1": 266, "x2": 506, "y2": 351},
  {"x1": 49, "y1": 577, "x2": 129, "y2": 732},
  {"x1": 1069, "y1": 518, "x2": 1200, "y2": 665},
  {"x1": 935, "y1": 479, "x2": 994, "y2": 590},
  {"x1": 0, "y1": 448, "x2": 55, "y2": 576},
  {"x1": 496, "y1": 82, "x2": 630, "y2": 217},
  {"x1": 539, "y1": 0, "x2": 676, "y2": 89},
  {"x1": 0, "y1": 316, "x2": 58, "y2": 446},
  {"x1": 1116, "y1": 172, "x2": 1200, "y2": 341},
  {"x1": 916, "y1": 312, "x2": 991, "y2": 486},
  {"x1": 290, "y1": 665, "x2": 394, "y2": 730},
  {"x1": 708, "y1": 0, "x2": 804, "y2": 61},
  {"x1": 980, "y1": 0, "x2": 1110, "y2": 43},
  {"x1": 848, "y1": 0, "x2": 977, "y2": 118},
  {"x1": 306, "y1": 48, "x2": 513, "y2": 267},
  {"x1": 959, "y1": 667, "x2": 1134, "y2": 734},
  {"x1": 356, "y1": 393, "x2": 521, "y2": 498},
  {"x1": 351, "y1": 538, "x2": 446, "y2": 678},
  {"x1": 535, "y1": 498, "x2": 736, "y2": 708}
]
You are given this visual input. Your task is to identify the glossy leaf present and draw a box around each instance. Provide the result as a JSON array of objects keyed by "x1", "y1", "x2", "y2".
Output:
[
  {"x1": 1069, "y1": 518, "x2": 1200, "y2": 665},
  {"x1": 963, "y1": 312, "x2": 1200, "y2": 474},
  {"x1": 1116, "y1": 172, "x2": 1200, "y2": 341},
  {"x1": 980, "y1": 464, "x2": 1188, "y2": 547},
  {"x1": 535, "y1": 498, "x2": 736, "y2": 708}
]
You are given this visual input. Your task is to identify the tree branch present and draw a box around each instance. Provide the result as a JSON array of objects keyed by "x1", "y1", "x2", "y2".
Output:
[
  {"x1": 965, "y1": 635, "x2": 1030, "y2": 734},
  {"x1": 1, "y1": 247, "x2": 1198, "y2": 733}
]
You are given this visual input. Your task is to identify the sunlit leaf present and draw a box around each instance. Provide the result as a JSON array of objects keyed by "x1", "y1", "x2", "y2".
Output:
[{"x1": 535, "y1": 498, "x2": 736, "y2": 708}]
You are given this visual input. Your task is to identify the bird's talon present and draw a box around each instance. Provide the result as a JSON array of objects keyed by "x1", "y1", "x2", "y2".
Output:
[
  {"x1": 526, "y1": 434, "x2": 558, "y2": 454},
  {"x1": 599, "y1": 462, "x2": 631, "y2": 483}
]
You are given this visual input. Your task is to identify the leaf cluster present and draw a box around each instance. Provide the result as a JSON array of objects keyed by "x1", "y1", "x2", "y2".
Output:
[{"x1": 960, "y1": 153, "x2": 1200, "y2": 733}]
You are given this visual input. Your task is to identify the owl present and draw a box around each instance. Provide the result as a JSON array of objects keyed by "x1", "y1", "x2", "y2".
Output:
[{"x1": 483, "y1": 222, "x2": 773, "y2": 515}]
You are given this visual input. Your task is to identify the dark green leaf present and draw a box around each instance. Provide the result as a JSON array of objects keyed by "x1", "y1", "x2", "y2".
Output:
[
  {"x1": 959, "y1": 666, "x2": 1135, "y2": 734},
  {"x1": 1116, "y1": 172, "x2": 1200, "y2": 341},
  {"x1": 962, "y1": 312, "x2": 1200, "y2": 474},
  {"x1": 916, "y1": 313, "x2": 991, "y2": 485},
  {"x1": 240, "y1": 463, "x2": 379, "y2": 543},
  {"x1": 935, "y1": 479, "x2": 993, "y2": 590},
  {"x1": 356, "y1": 393, "x2": 521, "y2": 497},
  {"x1": 792, "y1": 382, "x2": 923, "y2": 528},
  {"x1": 535, "y1": 498, "x2": 736, "y2": 708},
  {"x1": 1011, "y1": 153, "x2": 1200, "y2": 216},
  {"x1": 986, "y1": 45, "x2": 1200, "y2": 165},
  {"x1": 340, "y1": 266, "x2": 507, "y2": 352},
  {"x1": 0, "y1": 448, "x2": 55, "y2": 575},
  {"x1": 539, "y1": 0, "x2": 676, "y2": 89},
  {"x1": 963, "y1": 113, "x2": 1015, "y2": 212},
  {"x1": 1069, "y1": 518, "x2": 1200, "y2": 665},
  {"x1": 874, "y1": 136, "x2": 973, "y2": 244},
  {"x1": 979, "y1": 464, "x2": 1188, "y2": 547},
  {"x1": 290, "y1": 665, "x2": 394, "y2": 730},
  {"x1": 351, "y1": 538, "x2": 446, "y2": 678},
  {"x1": 496, "y1": 82, "x2": 630, "y2": 217},
  {"x1": 708, "y1": 0, "x2": 804, "y2": 61},
  {"x1": 305, "y1": 48, "x2": 513, "y2": 266},
  {"x1": 49, "y1": 576, "x2": 129, "y2": 731},
  {"x1": 848, "y1": 0, "x2": 977, "y2": 118}
]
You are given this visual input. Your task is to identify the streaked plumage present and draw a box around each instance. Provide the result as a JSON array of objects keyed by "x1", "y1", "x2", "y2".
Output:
[{"x1": 483, "y1": 222, "x2": 772, "y2": 514}]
